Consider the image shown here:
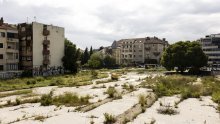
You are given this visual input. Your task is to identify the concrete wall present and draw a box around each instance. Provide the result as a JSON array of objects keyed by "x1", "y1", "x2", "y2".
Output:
[{"x1": 32, "y1": 22, "x2": 64, "y2": 67}]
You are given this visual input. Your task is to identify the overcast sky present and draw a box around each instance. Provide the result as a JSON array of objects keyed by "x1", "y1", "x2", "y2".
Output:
[{"x1": 1, "y1": 0, "x2": 220, "y2": 49}]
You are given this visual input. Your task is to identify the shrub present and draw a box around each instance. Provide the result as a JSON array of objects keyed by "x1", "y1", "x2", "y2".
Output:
[
  {"x1": 40, "y1": 91, "x2": 53, "y2": 106},
  {"x1": 157, "y1": 106, "x2": 179, "y2": 115},
  {"x1": 52, "y1": 92, "x2": 90, "y2": 107},
  {"x1": 103, "y1": 113, "x2": 116, "y2": 124},
  {"x1": 106, "y1": 87, "x2": 117, "y2": 98},
  {"x1": 91, "y1": 70, "x2": 98, "y2": 78},
  {"x1": 139, "y1": 94, "x2": 147, "y2": 107},
  {"x1": 212, "y1": 91, "x2": 220, "y2": 103},
  {"x1": 15, "y1": 98, "x2": 21, "y2": 105},
  {"x1": 7, "y1": 100, "x2": 11, "y2": 105},
  {"x1": 34, "y1": 115, "x2": 48, "y2": 122}
]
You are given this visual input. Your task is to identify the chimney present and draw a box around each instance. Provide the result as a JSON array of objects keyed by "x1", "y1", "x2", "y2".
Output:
[
  {"x1": 162, "y1": 38, "x2": 166, "y2": 41},
  {"x1": 0, "y1": 17, "x2": 3, "y2": 26}
]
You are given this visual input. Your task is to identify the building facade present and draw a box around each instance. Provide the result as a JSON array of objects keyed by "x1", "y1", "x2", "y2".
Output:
[
  {"x1": 199, "y1": 34, "x2": 220, "y2": 67},
  {"x1": 17, "y1": 22, "x2": 65, "y2": 72},
  {"x1": 0, "y1": 18, "x2": 19, "y2": 71},
  {"x1": 112, "y1": 37, "x2": 169, "y2": 65}
]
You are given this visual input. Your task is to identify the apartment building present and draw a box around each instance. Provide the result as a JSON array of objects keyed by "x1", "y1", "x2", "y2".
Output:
[
  {"x1": 17, "y1": 22, "x2": 65, "y2": 71},
  {"x1": 0, "y1": 18, "x2": 19, "y2": 71},
  {"x1": 199, "y1": 34, "x2": 220, "y2": 67},
  {"x1": 112, "y1": 37, "x2": 169, "y2": 65}
]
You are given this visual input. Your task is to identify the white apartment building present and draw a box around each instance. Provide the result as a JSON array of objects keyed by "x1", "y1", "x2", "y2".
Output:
[
  {"x1": 112, "y1": 37, "x2": 169, "y2": 65},
  {"x1": 199, "y1": 34, "x2": 220, "y2": 67},
  {"x1": 18, "y1": 22, "x2": 65, "y2": 71},
  {"x1": 0, "y1": 18, "x2": 19, "y2": 71}
]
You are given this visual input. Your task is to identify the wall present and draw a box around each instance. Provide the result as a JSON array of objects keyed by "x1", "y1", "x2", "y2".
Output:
[{"x1": 32, "y1": 22, "x2": 64, "y2": 68}]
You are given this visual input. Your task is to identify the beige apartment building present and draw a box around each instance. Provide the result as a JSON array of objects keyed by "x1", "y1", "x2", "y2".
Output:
[
  {"x1": 0, "y1": 18, "x2": 19, "y2": 71},
  {"x1": 17, "y1": 22, "x2": 65, "y2": 71},
  {"x1": 112, "y1": 37, "x2": 169, "y2": 65}
]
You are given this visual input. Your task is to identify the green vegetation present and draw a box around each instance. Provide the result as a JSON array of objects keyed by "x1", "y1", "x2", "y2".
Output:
[
  {"x1": 105, "y1": 86, "x2": 122, "y2": 99},
  {"x1": 81, "y1": 47, "x2": 90, "y2": 66},
  {"x1": 161, "y1": 41, "x2": 207, "y2": 74},
  {"x1": 62, "y1": 38, "x2": 81, "y2": 73},
  {"x1": 0, "y1": 89, "x2": 32, "y2": 98},
  {"x1": 141, "y1": 75, "x2": 220, "y2": 108},
  {"x1": 141, "y1": 75, "x2": 197, "y2": 97},
  {"x1": 139, "y1": 94, "x2": 148, "y2": 107},
  {"x1": 0, "y1": 70, "x2": 108, "y2": 92},
  {"x1": 96, "y1": 79, "x2": 113, "y2": 84},
  {"x1": 122, "y1": 83, "x2": 135, "y2": 91},
  {"x1": 34, "y1": 115, "x2": 48, "y2": 122},
  {"x1": 157, "y1": 106, "x2": 179, "y2": 115},
  {"x1": 87, "y1": 52, "x2": 117, "y2": 69},
  {"x1": 103, "y1": 113, "x2": 116, "y2": 124},
  {"x1": 40, "y1": 92, "x2": 90, "y2": 107}
]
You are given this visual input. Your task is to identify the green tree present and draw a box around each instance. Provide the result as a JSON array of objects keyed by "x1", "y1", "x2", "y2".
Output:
[
  {"x1": 103, "y1": 55, "x2": 116, "y2": 68},
  {"x1": 62, "y1": 39, "x2": 79, "y2": 73},
  {"x1": 81, "y1": 47, "x2": 90, "y2": 65},
  {"x1": 88, "y1": 52, "x2": 104, "y2": 69},
  {"x1": 161, "y1": 41, "x2": 207, "y2": 73},
  {"x1": 89, "y1": 46, "x2": 93, "y2": 56}
]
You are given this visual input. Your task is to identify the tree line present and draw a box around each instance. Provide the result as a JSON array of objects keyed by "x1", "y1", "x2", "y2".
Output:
[
  {"x1": 62, "y1": 39, "x2": 117, "y2": 73},
  {"x1": 63, "y1": 38, "x2": 208, "y2": 75}
]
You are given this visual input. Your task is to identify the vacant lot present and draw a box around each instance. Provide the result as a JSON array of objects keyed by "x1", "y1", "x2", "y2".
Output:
[{"x1": 0, "y1": 68, "x2": 219, "y2": 124}]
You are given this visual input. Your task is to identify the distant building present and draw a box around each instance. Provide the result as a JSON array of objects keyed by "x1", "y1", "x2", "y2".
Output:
[
  {"x1": 0, "y1": 17, "x2": 19, "y2": 71},
  {"x1": 111, "y1": 37, "x2": 169, "y2": 65},
  {"x1": 199, "y1": 34, "x2": 220, "y2": 67},
  {"x1": 17, "y1": 22, "x2": 65, "y2": 71}
]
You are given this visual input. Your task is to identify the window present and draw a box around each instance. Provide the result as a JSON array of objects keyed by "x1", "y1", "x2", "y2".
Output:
[
  {"x1": 27, "y1": 56, "x2": 32, "y2": 61},
  {"x1": 15, "y1": 53, "x2": 18, "y2": 59},
  {"x1": 0, "y1": 54, "x2": 3, "y2": 59},
  {"x1": 0, "y1": 43, "x2": 3, "y2": 48},
  {"x1": 0, "y1": 32, "x2": 5, "y2": 37},
  {"x1": 0, "y1": 65, "x2": 3, "y2": 71},
  {"x1": 22, "y1": 57, "x2": 26, "y2": 61}
]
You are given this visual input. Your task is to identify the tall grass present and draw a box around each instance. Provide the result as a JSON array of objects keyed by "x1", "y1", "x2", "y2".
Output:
[
  {"x1": 40, "y1": 91, "x2": 90, "y2": 107},
  {"x1": 0, "y1": 70, "x2": 108, "y2": 92},
  {"x1": 141, "y1": 75, "x2": 220, "y2": 106}
]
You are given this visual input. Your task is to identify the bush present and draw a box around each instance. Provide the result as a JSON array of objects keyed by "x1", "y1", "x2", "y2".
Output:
[
  {"x1": 104, "y1": 113, "x2": 116, "y2": 124},
  {"x1": 139, "y1": 94, "x2": 147, "y2": 107},
  {"x1": 40, "y1": 91, "x2": 53, "y2": 106},
  {"x1": 15, "y1": 98, "x2": 21, "y2": 105},
  {"x1": 157, "y1": 106, "x2": 179, "y2": 115},
  {"x1": 106, "y1": 86, "x2": 117, "y2": 98},
  {"x1": 91, "y1": 70, "x2": 98, "y2": 78},
  {"x1": 212, "y1": 91, "x2": 220, "y2": 103},
  {"x1": 40, "y1": 91, "x2": 90, "y2": 107}
]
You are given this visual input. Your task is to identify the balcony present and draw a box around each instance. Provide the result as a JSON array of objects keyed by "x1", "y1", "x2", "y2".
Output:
[
  {"x1": 145, "y1": 47, "x2": 151, "y2": 51},
  {"x1": 43, "y1": 59, "x2": 50, "y2": 65},
  {"x1": 153, "y1": 52, "x2": 160, "y2": 56},
  {"x1": 43, "y1": 29, "x2": 50, "y2": 36},
  {"x1": 21, "y1": 41, "x2": 26, "y2": 46},
  {"x1": 21, "y1": 61, "x2": 32, "y2": 66},
  {"x1": 43, "y1": 40, "x2": 50, "y2": 45},
  {"x1": 7, "y1": 38, "x2": 19, "y2": 42},
  {"x1": 6, "y1": 48, "x2": 18, "y2": 53},
  {"x1": 20, "y1": 50, "x2": 32, "y2": 56},
  {"x1": 43, "y1": 49, "x2": 50, "y2": 55},
  {"x1": 6, "y1": 59, "x2": 19, "y2": 63}
]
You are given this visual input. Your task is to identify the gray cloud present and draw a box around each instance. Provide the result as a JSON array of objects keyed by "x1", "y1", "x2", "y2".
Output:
[{"x1": 1, "y1": 0, "x2": 220, "y2": 49}]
